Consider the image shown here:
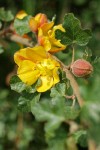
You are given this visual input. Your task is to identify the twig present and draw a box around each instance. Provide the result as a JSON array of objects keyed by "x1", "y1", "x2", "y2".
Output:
[
  {"x1": 65, "y1": 95, "x2": 75, "y2": 100},
  {"x1": 9, "y1": 34, "x2": 34, "y2": 47},
  {"x1": 0, "y1": 25, "x2": 34, "y2": 47}
]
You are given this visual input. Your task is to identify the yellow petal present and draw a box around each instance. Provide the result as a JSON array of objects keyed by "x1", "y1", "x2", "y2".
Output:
[
  {"x1": 16, "y1": 10, "x2": 27, "y2": 19},
  {"x1": 53, "y1": 67, "x2": 60, "y2": 84},
  {"x1": 38, "y1": 28, "x2": 43, "y2": 37},
  {"x1": 14, "y1": 46, "x2": 49, "y2": 66},
  {"x1": 18, "y1": 60, "x2": 40, "y2": 85},
  {"x1": 47, "y1": 24, "x2": 66, "y2": 53},
  {"x1": 40, "y1": 58, "x2": 58, "y2": 69},
  {"x1": 42, "y1": 37, "x2": 51, "y2": 51},
  {"x1": 26, "y1": 46, "x2": 49, "y2": 62},
  {"x1": 29, "y1": 17, "x2": 38, "y2": 32},
  {"x1": 40, "y1": 22, "x2": 54, "y2": 35},
  {"x1": 35, "y1": 13, "x2": 48, "y2": 25},
  {"x1": 49, "y1": 45, "x2": 66, "y2": 53},
  {"x1": 37, "y1": 76, "x2": 53, "y2": 92},
  {"x1": 14, "y1": 48, "x2": 28, "y2": 66},
  {"x1": 53, "y1": 24, "x2": 65, "y2": 32}
]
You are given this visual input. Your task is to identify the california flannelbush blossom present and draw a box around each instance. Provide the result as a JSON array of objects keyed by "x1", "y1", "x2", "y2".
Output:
[
  {"x1": 38, "y1": 23, "x2": 66, "y2": 53},
  {"x1": 29, "y1": 13, "x2": 66, "y2": 53},
  {"x1": 14, "y1": 46, "x2": 60, "y2": 92}
]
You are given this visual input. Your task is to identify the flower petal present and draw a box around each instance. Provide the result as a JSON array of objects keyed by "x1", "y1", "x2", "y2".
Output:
[
  {"x1": 18, "y1": 60, "x2": 40, "y2": 85},
  {"x1": 29, "y1": 17, "x2": 38, "y2": 32},
  {"x1": 16, "y1": 10, "x2": 27, "y2": 19},
  {"x1": 35, "y1": 13, "x2": 48, "y2": 26},
  {"x1": 40, "y1": 22, "x2": 54, "y2": 35},
  {"x1": 14, "y1": 48, "x2": 29, "y2": 66},
  {"x1": 14, "y1": 46, "x2": 49, "y2": 66},
  {"x1": 37, "y1": 76, "x2": 53, "y2": 92},
  {"x1": 53, "y1": 67, "x2": 60, "y2": 84},
  {"x1": 26, "y1": 46, "x2": 49, "y2": 62}
]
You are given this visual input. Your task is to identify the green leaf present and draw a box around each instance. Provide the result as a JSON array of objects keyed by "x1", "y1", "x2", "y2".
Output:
[
  {"x1": 10, "y1": 75, "x2": 37, "y2": 93},
  {"x1": 18, "y1": 96, "x2": 31, "y2": 112},
  {"x1": 55, "y1": 13, "x2": 92, "y2": 46},
  {"x1": 31, "y1": 97, "x2": 79, "y2": 139},
  {"x1": 31, "y1": 98, "x2": 65, "y2": 139},
  {"x1": 64, "y1": 106, "x2": 80, "y2": 120},
  {"x1": 14, "y1": 16, "x2": 31, "y2": 35},
  {"x1": 73, "y1": 130, "x2": 88, "y2": 147},
  {"x1": 0, "y1": 45, "x2": 4, "y2": 54},
  {"x1": 18, "y1": 92, "x2": 41, "y2": 112},
  {"x1": 10, "y1": 75, "x2": 28, "y2": 93},
  {"x1": 81, "y1": 101, "x2": 100, "y2": 144},
  {"x1": 50, "y1": 83, "x2": 67, "y2": 98},
  {"x1": 46, "y1": 125, "x2": 67, "y2": 150},
  {"x1": 0, "y1": 8, "x2": 14, "y2": 22}
]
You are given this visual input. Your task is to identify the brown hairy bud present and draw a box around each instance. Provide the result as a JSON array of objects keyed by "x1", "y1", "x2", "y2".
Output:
[{"x1": 71, "y1": 59, "x2": 93, "y2": 77}]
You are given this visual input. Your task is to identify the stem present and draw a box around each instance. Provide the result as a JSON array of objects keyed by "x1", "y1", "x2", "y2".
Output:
[
  {"x1": 63, "y1": 67, "x2": 84, "y2": 107},
  {"x1": 88, "y1": 139, "x2": 96, "y2": 150},
  {"x1": 9, "y1": 34, "x2": 34, "y2": 47},
  {"x1": 0, "y1": 25, "x2": 34, "y2": 47},
  {"x1": 53, "y1": 55, "x2": 84, "y2": 107},
  {"x1": 15, "y1": 113, "x2": 23, "y2": 149},
  {"x1": 72, "y1": 45, "x2": 75, "y2": 64},
  {"x1": 71, "y1": 98, "x2": 76, "y2": 108}
]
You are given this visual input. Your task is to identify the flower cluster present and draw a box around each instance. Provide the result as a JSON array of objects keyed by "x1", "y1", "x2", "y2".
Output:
[
  {"x1": 29, "y1": 13, "x2": 66, "y2": 53},
  {"x1": 14, "y1": 12, "x2": 66, "y2": 92}
]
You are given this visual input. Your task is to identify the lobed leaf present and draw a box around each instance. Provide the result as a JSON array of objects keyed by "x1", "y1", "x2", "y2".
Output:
[
  {"x1": 18, "y1": 92, "x2": 41, "y2": 112},
  {"x1": 31, "y1": 97, "x2": 79, "y2": 139},
  {"x1": 55, "y1": 13, "x2": 92, "y2": 46},
  {"x1": 73, "y1": 130, "x2": 88, "y2": 147},
  {"x1": 0, "y1": 8, "x2": 14, "y2": 22},
  {"x1": 81, "y1": 101, "x2": 100, "y2": 144},
  {"x1": 46, "y1": 125, "x2": 67, "y2": 150},
  {"x1": 50, "y1": 83, "x2": 67, "y2": 98},
  {"x1": 14, "y1": 16, "x2": 31, "y2": 35},
  {"x1": 10, "y1": 75, "x2": 38, "y2": 93},
  {"x1": 10, "y1": 75, "x2": 28, "y2": 93}
]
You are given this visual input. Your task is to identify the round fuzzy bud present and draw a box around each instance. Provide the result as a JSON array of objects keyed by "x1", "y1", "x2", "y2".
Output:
[{"x1": 71, "y1": 59, "x2": 93, "y2": 77}]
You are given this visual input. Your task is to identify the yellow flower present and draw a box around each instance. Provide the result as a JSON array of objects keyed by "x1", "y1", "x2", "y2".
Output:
[
  {"x1": 38, "y1": 24, "x2": 66, "y2": 53},
  {"x1": 29, "y1": 13, "x2": 48, "y2": 32},
  {"x1": 16, "y1": 10, "x2": 27, "y2": 19},
  {"x1": 14, "y1": 46, "x2": 60, "y2": 92}
]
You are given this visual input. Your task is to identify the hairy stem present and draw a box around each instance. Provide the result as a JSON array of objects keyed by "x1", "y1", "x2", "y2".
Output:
[
  {"x1": 63, "y1": 67, "x2": 84, "y2": 107},
  {"x1": 72, "y1": 45, "x2": 75, "y2": 64}
]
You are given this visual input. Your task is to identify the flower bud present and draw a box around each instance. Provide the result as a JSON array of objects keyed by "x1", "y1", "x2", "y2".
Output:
[
  {"x1": 35, "y1": 13, "x2": 48, "y2": 27},
  {"x1": 29, "y1": 13, "x2": 48, "y2": 32},
  {"x1": 71, "y1": 59, "x2": 93, "y2": 77}
]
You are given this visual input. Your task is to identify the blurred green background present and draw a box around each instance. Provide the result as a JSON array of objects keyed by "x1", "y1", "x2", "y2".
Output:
[{"x1": 0, "y1": 0, "x2": 100, "y2": 149}]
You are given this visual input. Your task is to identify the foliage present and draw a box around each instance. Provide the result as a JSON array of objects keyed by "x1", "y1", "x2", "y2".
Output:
[
  {"x1": 56, "y1": 13, "x2": 92, "y2": 46},
  {"x1": 14, "y1": 16, "x2": 31, "y2": 35},
  {"x1": 0, "y1": 0, "x2": 100, "y2": 150}
]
